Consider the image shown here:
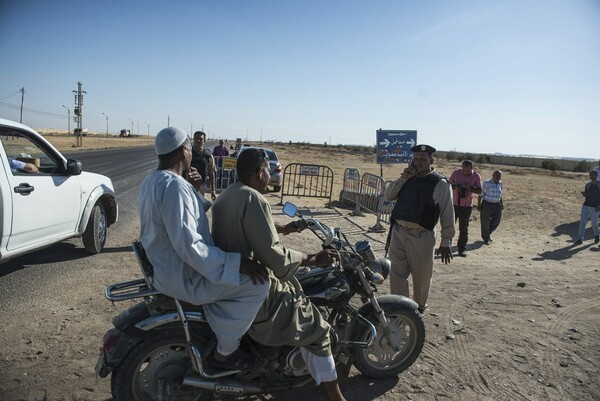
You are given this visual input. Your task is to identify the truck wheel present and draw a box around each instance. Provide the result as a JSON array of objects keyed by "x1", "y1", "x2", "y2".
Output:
[
  {"x1": 273, "y1": 185, "x2": 281, "y2": 192},
  {"x1": 82, "y1": 203, "x2": 107, "y2": 254}
]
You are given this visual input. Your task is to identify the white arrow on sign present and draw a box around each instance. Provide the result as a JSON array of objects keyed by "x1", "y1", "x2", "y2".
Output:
[
  {"x1": 379, "y1": 138, "x2": 390, "y2": 147},
  {"x1": 406, "y1": 138, "x2": 415, "y2": 147}
]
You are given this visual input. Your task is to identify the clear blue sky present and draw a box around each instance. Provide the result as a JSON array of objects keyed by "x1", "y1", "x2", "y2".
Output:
[{"x1": 1, "y1": 0, "x2": 598, "y2": 159}]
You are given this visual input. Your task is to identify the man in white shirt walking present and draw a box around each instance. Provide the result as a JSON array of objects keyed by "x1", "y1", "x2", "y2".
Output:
[{"x1": 477, "y1": 170, "x2": 503, "y2": 245}]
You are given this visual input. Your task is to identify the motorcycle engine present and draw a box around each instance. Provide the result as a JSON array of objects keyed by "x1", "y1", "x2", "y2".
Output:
[{"x1": 283, "y1": 348, "x2": 310, "y2": 377}]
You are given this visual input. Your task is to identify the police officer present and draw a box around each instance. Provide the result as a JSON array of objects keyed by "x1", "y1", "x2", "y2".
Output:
[
  {"x1": 384, "y1": 144, "x2": 455, "y2": 313},
  {"x1": 190, "y1": 131, "x2": 217, "y2": 200}
]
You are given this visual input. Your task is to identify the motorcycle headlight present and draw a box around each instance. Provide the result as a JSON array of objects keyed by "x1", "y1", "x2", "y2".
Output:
[{"x1": 367, "y1": 257, "x2": 390, "y2": 280}]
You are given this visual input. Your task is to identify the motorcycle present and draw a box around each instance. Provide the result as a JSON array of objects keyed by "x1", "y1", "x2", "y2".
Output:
[{"x1": 96, "y1": 202, "x2": 425, "y2": 400}]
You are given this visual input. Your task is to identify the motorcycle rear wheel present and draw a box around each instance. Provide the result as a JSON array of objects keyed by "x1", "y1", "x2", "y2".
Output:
[
  {"x1": 111, "y1": 326, "x2": 214, "y2": 401},
  {"x1": 352, "y1": 303, "x2": 425, "y2": 378}
]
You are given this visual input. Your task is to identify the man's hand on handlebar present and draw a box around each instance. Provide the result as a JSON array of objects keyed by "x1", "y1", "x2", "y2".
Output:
[
  {"x1": 305, "y1": 248, "x2": 340, "y2": 267},
  {"x1": 239, "y1": 259, "x2": 269, "y2": 285},
  {"x1": 277, "y1": 220, "x2": 308, "y2": 236}
]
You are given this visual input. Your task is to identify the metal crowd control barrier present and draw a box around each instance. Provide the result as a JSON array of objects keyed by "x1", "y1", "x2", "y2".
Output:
[
  {"x1": 213, "y1": 156, "x2": 237, "y2": 192},
  {"x1": 340, "y1": 168, "x2": 363, "y2": 216},
  {"x1": 358, "y1": 173, "x2": 386, "y2": 232},
  {"x1": 338, "y1": 169, "x2": 399, "y2": 233},
  {"x1": 280, "y1": 163, "x2": 334, "y2": 206},
  {"x1": 375, "y1": 180, "x2": 396, "y2": 227}
]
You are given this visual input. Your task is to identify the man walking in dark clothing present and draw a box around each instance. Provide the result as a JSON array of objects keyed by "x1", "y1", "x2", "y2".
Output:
[
  {"x1": 191, "y1": 131, "x2": 216, "y2": 200},
  {"x1": 477, "y1": 170, "x2": 503, "y2": 245}
]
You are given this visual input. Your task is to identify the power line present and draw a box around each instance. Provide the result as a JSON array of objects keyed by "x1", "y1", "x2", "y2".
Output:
[
  {"x1": 0, "y1": 89, "x2": 22, "y2": 101},
  {"x1": 0, "y1": 100, "x2": 65, "y2": 118}
]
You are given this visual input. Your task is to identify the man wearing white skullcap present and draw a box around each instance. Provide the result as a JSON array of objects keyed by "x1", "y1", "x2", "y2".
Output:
[
  {"x1": 154, "y1": 126, "x2": 188, "y2": 155},
  {"x1": 137, "y1": 127, "x2": 269, "y2": 371}
]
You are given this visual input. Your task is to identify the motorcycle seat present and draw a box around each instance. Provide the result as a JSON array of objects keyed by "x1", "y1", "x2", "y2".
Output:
[
  {"x1": 132, "y1": 240, "x2": 155, "y2": 288},
  {"x1": 131, "y1": 241, "x2": 206, "y2": 314}
]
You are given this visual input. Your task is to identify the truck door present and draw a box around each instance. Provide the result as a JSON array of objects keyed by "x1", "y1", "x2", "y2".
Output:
[{"x1": 1, "y1": 130, "x2": 81, "y2": 252}]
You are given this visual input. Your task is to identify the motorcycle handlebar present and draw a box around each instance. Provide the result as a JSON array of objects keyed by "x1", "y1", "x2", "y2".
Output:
[{"x1": 302, "y1": 217, "x2": 336, "y2": 247}]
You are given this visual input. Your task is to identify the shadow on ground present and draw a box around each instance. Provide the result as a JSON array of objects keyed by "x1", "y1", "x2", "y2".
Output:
[
  {"x1": 550, "y1": 220, "x2": 579, "y2": 239},
  {"x1": 533, "y1": 220, "x2": 599, "y2": 261},
  {"x1": 230, "y1": 374, "x2": 399, "y2": 401},
  {"x1": 533, "y1": 243, "x2": 591, "y2": 261},
  {"x1": 0, "y1": 243, "x2": 132, "y2": 277}
]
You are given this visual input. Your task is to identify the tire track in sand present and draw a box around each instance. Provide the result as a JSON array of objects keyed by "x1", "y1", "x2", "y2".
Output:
[{"x1": 542, "y1": 296, "x2": 600, "y2": 400}]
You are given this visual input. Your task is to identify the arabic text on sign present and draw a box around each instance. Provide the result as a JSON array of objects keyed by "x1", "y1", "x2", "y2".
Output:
[
  {"x1": 368, "y1": 175, "x2": 379, "y2": 187},
  {"x1": 222, "y1": 157, "x2": 237, "y2": 169},
  {"x1": 300, "y1": 165, "x2": 319, "y2": 176}
]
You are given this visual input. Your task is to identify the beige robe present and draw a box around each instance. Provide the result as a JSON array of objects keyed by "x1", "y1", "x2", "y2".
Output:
[{"x1": 211, "y1": 182, "x2": 331, "y2": 356}]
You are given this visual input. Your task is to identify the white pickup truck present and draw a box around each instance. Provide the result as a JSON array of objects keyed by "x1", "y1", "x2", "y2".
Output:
[{"x1": 0, "y1": 118, "x2": 118, "y2": 262}]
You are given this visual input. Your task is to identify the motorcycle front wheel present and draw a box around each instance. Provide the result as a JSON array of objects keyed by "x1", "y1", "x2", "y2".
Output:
[
  {"x1": 352, "y1": 303, "x2": 425, "y2": 378},
  {"x1": 111, "y1": 326, "x2": 214, "y2": 401}
]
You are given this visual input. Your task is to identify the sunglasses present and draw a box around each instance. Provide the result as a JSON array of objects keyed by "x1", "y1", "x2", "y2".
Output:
[{"x1": 255, "y1": 150, "x2": 269, "y2": 171}]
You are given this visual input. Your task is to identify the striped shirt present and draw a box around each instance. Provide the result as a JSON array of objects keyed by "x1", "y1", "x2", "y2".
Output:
[{"x1": 481, "y1": 178, "x2": 503, "y2": 203}]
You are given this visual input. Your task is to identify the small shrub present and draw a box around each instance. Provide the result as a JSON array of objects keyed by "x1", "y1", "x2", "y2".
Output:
[
  {"x1": 573, "y1": 161, "x2": 591, "y2": 173},
  {"x1": 542, "y1": 159, "x2": 559, "y2": 171},
  {"x1": 476, "y1": 154, "x2": 489, "y2": 164},
  {"x1": 446, "y1": 150, "x2": 458, "y2": 161}
]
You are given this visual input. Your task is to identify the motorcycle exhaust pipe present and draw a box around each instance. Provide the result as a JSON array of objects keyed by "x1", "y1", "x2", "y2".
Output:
[{"x1": 182, "y1": 376, "x2": 262, "y2": 395}]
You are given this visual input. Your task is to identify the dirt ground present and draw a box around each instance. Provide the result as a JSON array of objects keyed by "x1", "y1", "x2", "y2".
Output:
[
  {"x1": 2, "y1": 135, "x2": 599, "y2": 401},
  {"x1": 43, "y1": 133, "x2": 156, "y2": 152}
]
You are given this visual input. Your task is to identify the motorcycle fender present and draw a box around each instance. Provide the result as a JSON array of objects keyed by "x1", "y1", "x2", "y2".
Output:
[
  {"x1": 355, "y1": 294, "x2": 419, "y2": 318},
  {"x1": 346, "y1": 295, "x2": 419, "y2": 344},
  {"x1": 112, "y1": 301, "x2": 151, "y2": 331},
  {"x1": 134, "y1": 311, "x2": 207, "y2": 331},
  {"x1": 112, "y1": 300, "x2": 207, "y2": 333},
  {"x1": 97, "y1": 330, "x2": 143, "y2": 378}
]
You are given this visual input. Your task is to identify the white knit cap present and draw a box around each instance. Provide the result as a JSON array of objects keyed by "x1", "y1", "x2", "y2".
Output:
[{"x1": 155, "y1": 127, "x2": 188, "y2": 155}]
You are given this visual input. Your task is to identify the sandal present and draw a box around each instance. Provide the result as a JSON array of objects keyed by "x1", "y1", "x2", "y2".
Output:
[{"x1": 211, "y1": 348, "x2": 264, "y2": 372}]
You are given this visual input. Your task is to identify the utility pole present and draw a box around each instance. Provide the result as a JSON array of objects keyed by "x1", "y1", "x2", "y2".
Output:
[
  {"x1": 102, "y1": 113, "x2": 109, "y2": 137},
  {"x1": 260, "y1": 128, "x2": 263, "y2": 143},
  {"x1": 72, "y1": 81, "x2": 86, "y2": 147},
  {"x1": 167, "y1": 116, "x2": 170, "y2": 127},
  {"x1": 146, "y1": 122, "x2": 150, "y2": 137},
  {"x1": 137, "y1": 120, "x2": 140, "y2": 137},
  {"x1": 19, "y1": 87, "x2": 24, "y2": 123},
  {"x1": 62, "y1": 105, "x2": 70, "y2": 135},
  {"x1": 129, "y1": 119, "x2": 134, "y2": 136}
]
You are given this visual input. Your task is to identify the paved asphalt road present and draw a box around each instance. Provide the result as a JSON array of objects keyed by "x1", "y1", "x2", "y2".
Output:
[{"x1": 0, "y1": 142, "x2": 216, "y2": 309}]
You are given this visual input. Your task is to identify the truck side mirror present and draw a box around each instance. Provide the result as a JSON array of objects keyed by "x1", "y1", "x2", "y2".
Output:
[{"x1": 66, "y1": 159, "x2": 82, "y2": 175}]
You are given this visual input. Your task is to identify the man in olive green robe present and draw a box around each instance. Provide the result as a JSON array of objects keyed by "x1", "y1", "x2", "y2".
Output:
[{"x1": 211, "y1": 148, "x2": 346, "y2": 401}]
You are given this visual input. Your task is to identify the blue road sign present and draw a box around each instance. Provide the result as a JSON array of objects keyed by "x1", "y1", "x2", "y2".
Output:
[{"x1": 376, "y1": 130, "x2": 417, "y2": 164}]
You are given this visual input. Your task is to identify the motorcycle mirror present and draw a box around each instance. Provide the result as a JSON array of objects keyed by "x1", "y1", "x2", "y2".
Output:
[{"x1": 282, "y1": 202, "x2": 298, "y2": 218}]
